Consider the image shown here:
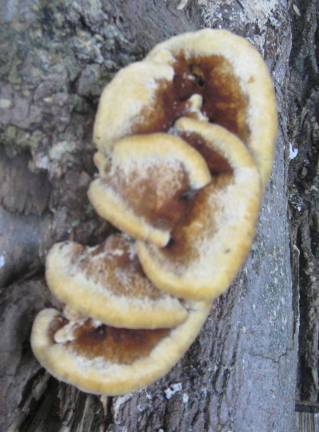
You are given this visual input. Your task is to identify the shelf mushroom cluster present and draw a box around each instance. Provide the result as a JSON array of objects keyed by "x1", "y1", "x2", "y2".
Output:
[{"x1": 31, "y1": 29, "x2": 277, "y2": 396}]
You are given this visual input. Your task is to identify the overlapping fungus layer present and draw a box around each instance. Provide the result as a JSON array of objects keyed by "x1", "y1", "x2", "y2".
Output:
[{"x1": 31, "y1": 29, "x2": 277, "y2": 396}]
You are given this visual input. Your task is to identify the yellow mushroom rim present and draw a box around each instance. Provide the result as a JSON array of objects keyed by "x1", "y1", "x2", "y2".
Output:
[
  {"x1": 136, "y1": 118, "x2": 261, "y2": 301},
  {"x1": 46, "y1": 235, "x2": 188, "y2": 329},
  {"x1": 88, "y1": 133, "x2": 211, "y2": 247},
  {"x1": 31, "y1": 302, "x2": 210, "y2": 396}
]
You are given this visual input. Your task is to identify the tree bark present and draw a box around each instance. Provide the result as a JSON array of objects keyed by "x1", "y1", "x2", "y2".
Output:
[
  {"x1": 0, "y1": 1, "x2": 299, "y2": 431},
  {"x1": 288, "y1": 0, "x2": 319, "y2": 405}
]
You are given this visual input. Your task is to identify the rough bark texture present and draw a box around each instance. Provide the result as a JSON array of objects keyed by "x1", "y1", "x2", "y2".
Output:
[
  {"x1": 0, "y1": 1, "x2": 300, "y2": 431},
  {"x1": 288, "y1": 0, "x2": 319, "y2": 405}
]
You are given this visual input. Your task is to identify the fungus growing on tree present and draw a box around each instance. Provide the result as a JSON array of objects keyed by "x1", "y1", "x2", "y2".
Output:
[
  {"x1": 46, "y1": 234, "x2": 188, "y2": 329},
  {"x1": 31, "y1": 302, "x2": 210, "y2": 395},
  {"x1": 88, "y1": 133, "x2": 211, "y2": 246},
  {"x1": 94, "y1": 29, "x2": 277, "y2": 184},
  {"x1": 31, "y1": 29, "x2": 277, "y2": 395},
  {"x1": 137, "y1": 118, "x2": 261, "y2": 300}
]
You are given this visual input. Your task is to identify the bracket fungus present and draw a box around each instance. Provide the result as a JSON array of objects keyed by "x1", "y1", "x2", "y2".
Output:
[
  {"x1": 88, "y1": 134, "x2": 211, "y2": 247},
  {"x1": 46, "y1": 235, "x2": 188, "y2": 329},
  {"x1": 31, "y1": 29, "x2": 277, "y2": 396},
  {"x1": 31, "y1": 303, "x2": 210, "y2": 395},
  {"x1": 94, "y1": 29, "x2": 277, "y2": 185},
  {"x1": 137, "y1": 118, "x2": 261, "y2": 300}
]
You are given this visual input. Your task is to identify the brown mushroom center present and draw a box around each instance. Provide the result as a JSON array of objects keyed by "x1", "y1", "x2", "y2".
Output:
[
  {"x1": 177, "y1": 131, "x2": 233, "y2": 176},
  {"x1": 105, "y1": 163, "x2": 190, "y2": 231},
  {"x1": 132, "y1": 53, "x2": 249, "y2": 143},
  {"x1": 68, "y1": 235, "x2": 164, "y2": 300},
  {"x1": 52, "y1": 317, "x2": 169, "y2": 364}
]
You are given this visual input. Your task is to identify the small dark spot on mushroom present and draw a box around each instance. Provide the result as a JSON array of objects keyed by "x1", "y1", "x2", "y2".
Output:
[
  {"x1": 166, "y1": 238, "x2": 176, "y2": 249},
  {"x1": 181, "y1": 189, "x2": 198, "y2": 201},
  {"x1": 190, "y1": 65, "x2": 205, "y2": 87}
]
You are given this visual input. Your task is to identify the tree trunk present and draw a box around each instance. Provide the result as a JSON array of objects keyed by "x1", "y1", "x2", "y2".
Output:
[
  {"x1": 0, "y1": 1, "x2": 300, "y2": 431},
  {"x1": 288, "y1": 0, "x2": 319, "y2": 408}
]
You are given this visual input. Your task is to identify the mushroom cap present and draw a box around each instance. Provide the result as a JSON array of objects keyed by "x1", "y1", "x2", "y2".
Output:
[
  {"x1": 147, "y1": 28, "x2": 277, "y2": 185},
  {"x1": 94, "y1": 29, "x2": 277, "y2": 185},
  {"x1": 31, "y1": 302, "x2": 210, "y2": 396},
  {"x1": 93, "y1": 61, "x2": 173, "y2": 155},
  {"x1": 46, "y1": 235, "x2": 188, "y2": 329},
  {"x1": 137, "y1": 118, "x2": 261, "y2": 301},
  {"x1": 92, "y1": 59, "x2": 214, "y2": 159},
  {"x1": 88, "y1": 133, "x2": 211, "y2": 247}
]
